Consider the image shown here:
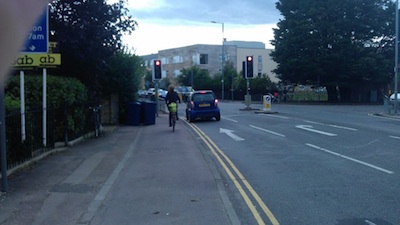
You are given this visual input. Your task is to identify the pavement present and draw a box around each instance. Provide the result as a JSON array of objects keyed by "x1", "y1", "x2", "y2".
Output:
[{"x1": 0, "y1": 107, "x2": 238, "y2": 225}]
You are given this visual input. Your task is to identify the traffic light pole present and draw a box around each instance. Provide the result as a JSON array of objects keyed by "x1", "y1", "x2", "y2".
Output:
[
  {"x1": 0, "y1": 83, "x2": 8, "y2": 192},
  {"x1": 155, "y1": 81, "x2": 159, "y2": 117},
  {"x1": 246, "y1": 79, "x2": 250, "y2": 95},
  {"x1": 244, "y1": 56, "x2": 253, "y2": 109},
  {"x1": 153, "y1": 60, "x2": 162, "y2": 117}
]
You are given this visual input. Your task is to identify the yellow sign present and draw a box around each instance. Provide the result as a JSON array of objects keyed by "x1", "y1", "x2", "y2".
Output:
[{"x1": 13, "y1": 54, "x2": 61, "y2": 67}]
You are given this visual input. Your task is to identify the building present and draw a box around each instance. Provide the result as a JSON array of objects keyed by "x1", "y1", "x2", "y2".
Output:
[{"x1": 141, "y1": 41, "x2": 279, "y2": 83}]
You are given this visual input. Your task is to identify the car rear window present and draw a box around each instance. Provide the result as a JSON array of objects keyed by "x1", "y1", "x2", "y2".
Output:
[{"x1": 193, "y1": 93, "x2": 214, "y2": 102}]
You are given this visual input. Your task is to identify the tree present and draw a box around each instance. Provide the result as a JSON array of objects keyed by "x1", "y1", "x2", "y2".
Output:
[
  {"x1": 178, "y1": 65, "x2": 213, "y2": 90},
  {"x1": 101, "y1": 51, "x2": 145, "y2": 103},
  {"x1": 271, "y1": 0, "x2": 395, "y2": 102},
  {"x1": 49, "y1": 0, "x2": 137, "y2": 99}
]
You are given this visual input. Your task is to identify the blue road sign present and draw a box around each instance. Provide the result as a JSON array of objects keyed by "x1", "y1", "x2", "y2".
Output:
[{"x1": 21, "y1": 8, "x2": 48, "y2": 53}]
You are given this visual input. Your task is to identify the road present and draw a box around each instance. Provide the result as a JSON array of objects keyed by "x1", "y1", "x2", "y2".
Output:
[{"x1": 187, "y1": 102, "x2": 400, "y2": 225}]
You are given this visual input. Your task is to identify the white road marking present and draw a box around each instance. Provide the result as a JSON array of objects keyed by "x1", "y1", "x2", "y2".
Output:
[
  {"x1": 306, "y1": 143, "x2": 394, "y2": 175},
  {"x1": 328, "y1": 124, "x2": 357, "y2": 131},
  {"x1": 250, "y1": 125, "x2": 286, "y2": 137},
  {"x1": 304, "y1": 120, "x2": 324, "y2": 125},
  {"x1": 365, "y1": 219, "x2": 377, "y2": 225},
  {"x1": 259, "y1": 114, "x2": 290, "y2": 119},
  {"x1": 304, "y1": 120, "x2": 357, "y2": 131},
  {"x1": 296, "y1": 125, "x2": 338, "y2": 136},
  {"x1": 222, "y1": 116, "x2": 238, "y2": 123},
  {"x1": 219, "y1": 128, "x2": 245, "y2": 141},
  {"x1": 389, "y1": 135, "x2": 400, "y2": 140}
]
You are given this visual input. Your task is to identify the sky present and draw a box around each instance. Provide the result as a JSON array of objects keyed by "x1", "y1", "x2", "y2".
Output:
[{"x1": 118, "y1": 0, "x2": 282, "y2": 56}]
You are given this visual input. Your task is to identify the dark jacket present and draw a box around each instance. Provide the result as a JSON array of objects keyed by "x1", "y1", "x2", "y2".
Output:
[{"x1": 165, "y1": 90, "x2": 180, "y2": 105}]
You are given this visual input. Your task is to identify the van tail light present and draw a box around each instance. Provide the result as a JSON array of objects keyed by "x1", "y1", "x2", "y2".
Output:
[
  {"x1": 214, "y1": 99, "x2": 218, "y2": 106},
  {"x1": 190, "y1": 101, "x2": 194, "y2": 109}
]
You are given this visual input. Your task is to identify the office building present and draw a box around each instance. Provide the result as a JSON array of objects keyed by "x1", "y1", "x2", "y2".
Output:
[{"x1": 141, "y1": 41, "x2": 279, "y2": 83}]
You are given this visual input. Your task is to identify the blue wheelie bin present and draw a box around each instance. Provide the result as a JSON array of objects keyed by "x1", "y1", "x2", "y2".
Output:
[
  {"x1": 127, "y1": 102, "x2": 142, "y2": 126},
  {"x1": 141, "y1": 101, "x2": 156, "y2": 125}
]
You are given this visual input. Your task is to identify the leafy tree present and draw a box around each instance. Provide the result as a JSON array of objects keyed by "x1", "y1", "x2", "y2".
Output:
[
  {"x1": 178, "y1": 65, "x2": 213, "y2": 90},
  {"x1": 101, "y1": 51, "x2": 145, "y2": 104},
  {"x1": 236, "y1": 74, "x2": 275, "y2": 97},
  {"x1": 49, "y1": 0, "x2": 137, "y2": 99},
  {"x1": 271, "y1": 0, "x2": 395, "y2": 101}
]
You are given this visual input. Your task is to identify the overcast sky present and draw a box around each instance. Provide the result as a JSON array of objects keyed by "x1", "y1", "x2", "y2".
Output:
[{"x1": 120, "y1": 0, "x2": 281, "y2": 55}]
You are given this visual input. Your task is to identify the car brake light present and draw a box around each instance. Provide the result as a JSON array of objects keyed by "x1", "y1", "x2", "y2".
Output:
[
  {"x1": 214, "y1": 99, "x2": 218, "y2": 106},
  {"x1": 190, "y1": 101, "x2": 194, "y2": 108}
]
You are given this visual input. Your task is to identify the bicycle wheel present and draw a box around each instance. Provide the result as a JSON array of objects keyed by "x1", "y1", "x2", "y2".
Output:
[
  {"x1": 172, "y1": 113, "x2": 176, "y2": 132},
  {"x1": 94, "y1": 114, "x2": 99, "y2": 137},
  {"x1": 94, "y1": 119, "x2": 100, "y2": 137}
]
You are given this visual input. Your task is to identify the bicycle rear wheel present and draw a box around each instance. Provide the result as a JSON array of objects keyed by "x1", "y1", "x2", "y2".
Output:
[{"x1": 172, "y1": 113, "x2": 176, "y2": 132}]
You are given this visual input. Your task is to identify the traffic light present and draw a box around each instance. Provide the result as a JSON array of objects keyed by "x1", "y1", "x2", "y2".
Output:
[
  {"x1": 242, "y1": 61, "x2": 246, "y2": 78},
  {"x1": 154, "y1": 60, "x2": 162, "y2": 80},
  {"x1": 246, "y1": 56, "x2": 253, "y2": 78}
]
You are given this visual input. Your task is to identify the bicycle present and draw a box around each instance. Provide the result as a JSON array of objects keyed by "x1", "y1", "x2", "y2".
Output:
[
  {"x1": 89, "y1": 105, "x2": 102, "y2": 137},
  {"x1": 168, "y1": 102, "x2": 177, "y2": 132}
]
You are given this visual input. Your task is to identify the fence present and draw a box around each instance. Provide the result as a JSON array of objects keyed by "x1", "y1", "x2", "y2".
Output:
[
  {"x1": 5, "y1": 105, "x2": 55, "y2": 169},
  {"x1": 1, "y1": 102, "x2": 100, "y2": 171}
]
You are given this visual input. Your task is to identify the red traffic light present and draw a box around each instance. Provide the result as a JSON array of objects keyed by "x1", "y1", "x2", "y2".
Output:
[
  {"x1": 154, "y1": 60, "x2": 162, "y2": 79},
  {"x1": 247, "y1": 56, "x2": 253, "y2": 62}
]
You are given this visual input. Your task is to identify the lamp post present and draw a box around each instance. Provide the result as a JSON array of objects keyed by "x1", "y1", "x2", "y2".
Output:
[
  {"x1": 395, "y1": 0, "x2": 399, "y2": 113},
  {"x1": 211, "y1": 21, "x2": 225, "y2": 101}
]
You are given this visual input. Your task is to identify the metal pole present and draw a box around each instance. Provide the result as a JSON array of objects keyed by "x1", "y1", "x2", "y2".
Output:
[
  {"x1": 191, "y1": 69, "x2": 193, "y2": 87},
  {"x1": 395, "y1": 0, "x2": 399, "y2": 113},
  {"x1": 221, "y1": 23, "x2": 225, "y2": 101},
  {"x1": 231, "y1": 74, "x2": 234, "y2": 101},
  {"x1": 0, "y1": 82, "x2": 8, "y2": 192},
  {"x1": 43, "y1": 68, "x2": 47, "y2": 147},
  {"x1": 20, "y1": 71, "x2": 26, "y2": 142},
  {"x1": 155, "y1": 81, "x2": 159, "y2": 117},
  {"x1": 211, "y1": 21, "x2": 225, "y2": 101}
]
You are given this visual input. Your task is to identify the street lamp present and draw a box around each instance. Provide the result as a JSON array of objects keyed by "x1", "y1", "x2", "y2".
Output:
[
  {"x1": 211, "y1": 21, "x2": 225, "y2": 101},
  {"x1": 395, "y1": 0, "x2": 399, "y2": 113}
]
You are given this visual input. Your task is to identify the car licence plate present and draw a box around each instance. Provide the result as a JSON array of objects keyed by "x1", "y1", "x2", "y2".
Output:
[{"x1": 199, "y1": 103, "x2": 210, "y2": 107}]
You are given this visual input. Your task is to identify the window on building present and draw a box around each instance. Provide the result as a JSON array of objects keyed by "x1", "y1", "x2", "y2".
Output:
[
  {"x1": 172, "y1": 55, "x2": 183, "y2": 64},
  {"x1": 257, "y1": 55, "x2": 263, "y2": 74},
  {"x1": 192, "y1": 53, "x2": 200, "y2": 65},
  {"x1": 173, "y1": 70, "x2": 181, "y2": 77},
  {"x1": 200, "y1": 54, "x2": 208, "y2": 64}
]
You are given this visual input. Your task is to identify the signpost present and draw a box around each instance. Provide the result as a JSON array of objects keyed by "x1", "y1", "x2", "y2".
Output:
[{"x1": 2, "y1": 7, "x2": 51, "y2": 193}]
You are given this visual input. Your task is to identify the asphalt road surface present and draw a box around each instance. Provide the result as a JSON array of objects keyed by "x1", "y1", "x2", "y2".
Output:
[{"x1": 188, "y1": 102, "x2": 400, "y2": 225}]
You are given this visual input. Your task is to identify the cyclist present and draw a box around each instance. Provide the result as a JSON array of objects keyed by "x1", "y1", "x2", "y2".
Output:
[{"x1": 165, "y1": 84, "x2": 181, "y2": 127}]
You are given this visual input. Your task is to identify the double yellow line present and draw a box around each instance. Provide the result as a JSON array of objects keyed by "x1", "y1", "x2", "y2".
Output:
[{"x1": 185, "y1": 120, "x2": 280, "y2": 225}]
